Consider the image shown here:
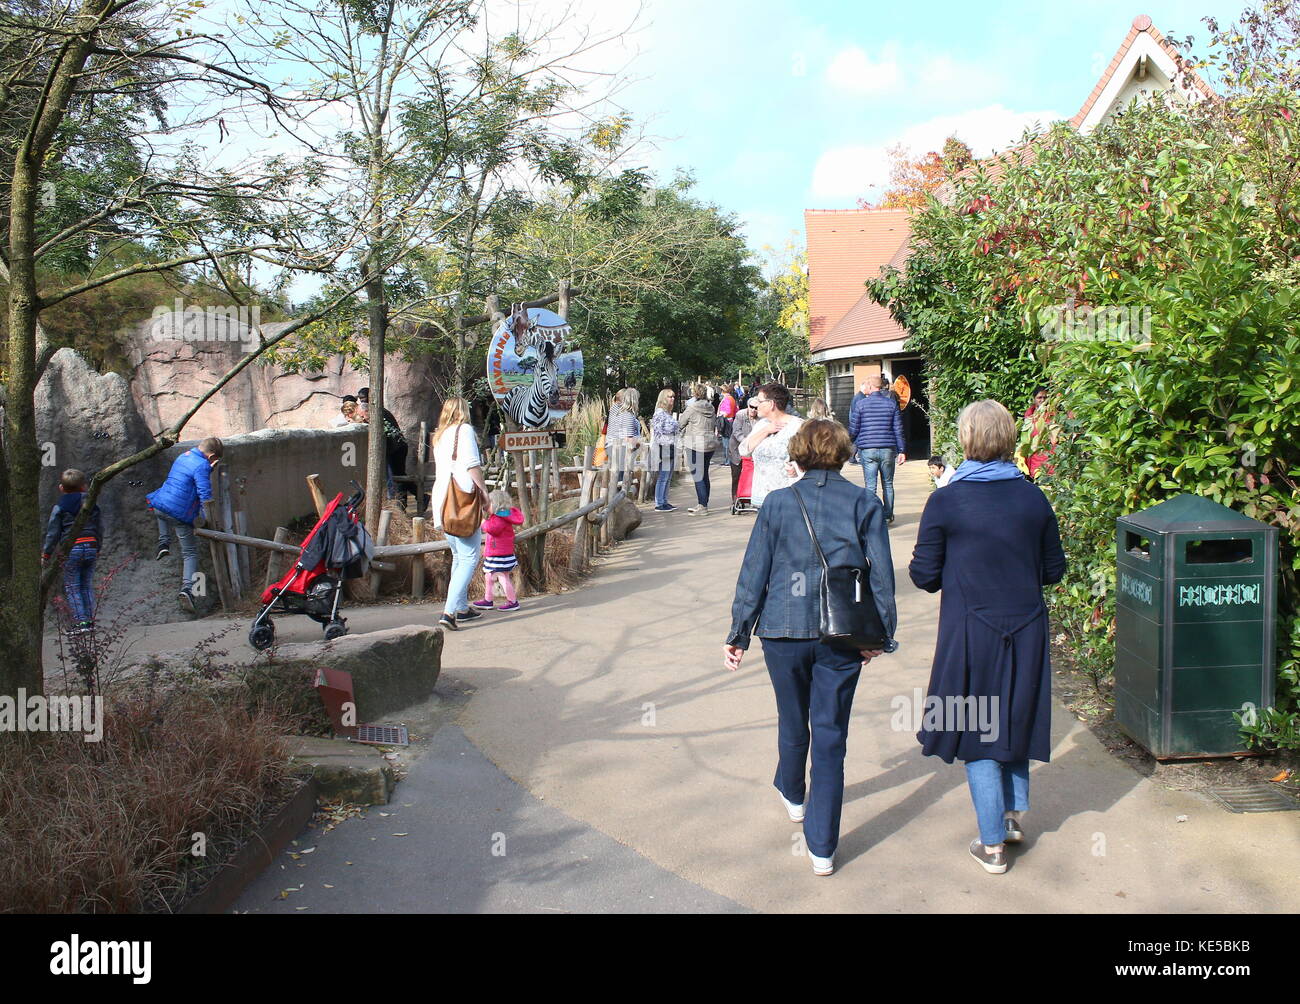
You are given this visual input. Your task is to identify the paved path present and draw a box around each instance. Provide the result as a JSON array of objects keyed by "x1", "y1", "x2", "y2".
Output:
[{"x1": 221, "y1": 461, "x2": 1298, "y2": 913}]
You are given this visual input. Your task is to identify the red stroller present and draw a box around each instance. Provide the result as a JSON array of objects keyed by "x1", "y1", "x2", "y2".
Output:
[
  {"x1": 731, "y1": 457, "x2": 758, "y2": 514},
  {"x1": 248, "y1": 485, "x2": 373, "y2": 650}
]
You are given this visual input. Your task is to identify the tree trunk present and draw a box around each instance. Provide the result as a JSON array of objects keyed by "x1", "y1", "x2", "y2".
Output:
[
  {"x1": 2, "y1": 125, "x2": 50, "y2": 698},
  {"x1": 365, "y1": 260, "x2": 388, "y2": 532}
]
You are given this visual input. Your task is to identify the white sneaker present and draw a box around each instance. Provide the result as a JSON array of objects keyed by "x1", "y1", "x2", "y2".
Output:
[
  {"x1": 688, "y1": 505, "x2": 709, "y2": 515},
  {"x1": 810, "y1": 852, "x2": 835, "y2": 876},
  {"x1": 780, "y1": 793, "x2": 805, "y2": 822}
]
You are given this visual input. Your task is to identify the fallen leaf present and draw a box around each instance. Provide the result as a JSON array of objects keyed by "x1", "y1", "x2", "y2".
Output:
[
  {"x1": 323, "y1": 884, "x2": 334, "y2": 889},
  {"x1": 1115, "y1": 891, "x2": 1126, "y2": 898},
  {"x1": 392, "y1": 832, "x2": 409, "y2": 837},
  {"x1": 295, "y1": 906, "x2": 308, "y2": 911},
  {"x1": 1175, "y1": 814, "x2": 1188, "y2": 822},
  {"x1": 1270, "y1": 770, "x2": 1291, "y2": 782},
  {"x1": 301, "y1": 847, "x2": 316, "y2": 854}
]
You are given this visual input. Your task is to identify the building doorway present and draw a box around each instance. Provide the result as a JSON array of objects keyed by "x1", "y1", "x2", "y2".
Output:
[{"x1": 890, "y1": 357, "x2": 931, "y2": 458}]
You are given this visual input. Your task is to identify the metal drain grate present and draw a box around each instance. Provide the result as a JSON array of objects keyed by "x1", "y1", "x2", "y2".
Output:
[
  {"x1": 351, "y1": 724, "x2": 409, "y2": 746},
  {"x1": 1206, "y1": 784, "x2": 1300, "y2": 813}
]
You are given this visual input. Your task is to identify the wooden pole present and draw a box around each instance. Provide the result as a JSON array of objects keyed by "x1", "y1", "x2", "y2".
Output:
[
  {"x1": 569, "y1": 446, "x2": 595, "y2": 574},
  {"x1": 201, "y1": 499, "x2": 231, "y2": 612},
  {"x1": 600, "y1": 460, "x2": 613, "y2": 549},
  {"x1": 369, "y1": 509, "x2": 392, "y2": 595},
  {"x1": 306, "y1": 474, "x2": 329, "y2": 517},
  {"x1": 233, "y1": 509, "x2": 252, "y2": 592},
  {"x1": 264, "y1": 526, "x2": 290, "y2": 591},
  {"x1": 410, "y1": 517, "x2": 426, "y2": 599},
  {"x1": 415, "y1": 421, "x2": 428, "y2": 514},
  {"x1": 218, "y1": 468, "x2": 242, "y2": 599}
]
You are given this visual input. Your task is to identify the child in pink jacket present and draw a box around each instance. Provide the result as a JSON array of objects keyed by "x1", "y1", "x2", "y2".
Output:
[{"x1": 472, "y1": 489, "x2": 524, "y2": 611}]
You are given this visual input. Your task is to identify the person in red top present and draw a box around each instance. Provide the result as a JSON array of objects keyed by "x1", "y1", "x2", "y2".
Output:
[
  {"x1": 472, "y1": 489, "x2": 524, "y2": 611},
  {"x1": 1023, "y1": 386, "x2": 1057, "y2": 480}
]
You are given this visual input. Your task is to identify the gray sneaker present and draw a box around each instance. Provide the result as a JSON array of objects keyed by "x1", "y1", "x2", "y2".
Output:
[
  {"x1": 969, "y1": 839, "x2": 1007, "y2": 874},
  {"x1": 178, "y1": 589, "x2": 196, "y2": 614},
  {"x1": 688, "y1": 505, "x2": 709, "y2": 516}
]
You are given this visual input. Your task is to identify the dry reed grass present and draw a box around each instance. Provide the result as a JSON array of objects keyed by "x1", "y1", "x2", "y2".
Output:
[{"x1": 0, "y1": 691, "x2": 300, "y2": 913}]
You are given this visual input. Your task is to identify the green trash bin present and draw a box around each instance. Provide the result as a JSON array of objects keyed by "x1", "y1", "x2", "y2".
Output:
[{"x1": 1114, "y1": 494, "x2": 1278, "y2": 758}]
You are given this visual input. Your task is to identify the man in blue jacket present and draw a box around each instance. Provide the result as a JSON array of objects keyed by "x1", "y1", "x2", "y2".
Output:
[
  {"x1": 146, "y1": 437, "x2": 223, "y2": 612},
  {"x1": 848, "y1": 376, "x2": 906, "y2": 524}
]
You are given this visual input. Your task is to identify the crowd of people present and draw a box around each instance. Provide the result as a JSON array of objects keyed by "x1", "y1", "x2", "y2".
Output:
[{"x1": 39, "y1": 373, "x2": 1066, "y2": 885}]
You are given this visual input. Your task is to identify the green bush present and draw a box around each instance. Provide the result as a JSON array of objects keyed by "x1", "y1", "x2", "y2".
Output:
[{"x1": 869, "y1": 10, "x2": 1300, "y2": 748}]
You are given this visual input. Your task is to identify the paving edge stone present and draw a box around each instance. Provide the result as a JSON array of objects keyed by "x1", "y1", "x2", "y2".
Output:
[{"x1": 181, "y1": 777, "x2": 318, "y2": 915}]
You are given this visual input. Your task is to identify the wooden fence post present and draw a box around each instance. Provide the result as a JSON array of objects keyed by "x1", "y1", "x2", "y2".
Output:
[
  {"x1": 218, "y1": 468, "x2": 243, "y2": 599},
  {"x1": 264, "y1": 527, "x2": 290, "y2": 592},
  {"x1": 202, "y1": 498, "x2": 231, "y2": 612},
  {"x1": 233, "y1": 509, "x2": 252, "y2": 593},
  {"x1": 414, "y1": 421, "x2": 428, "y2": 514},
  {"x1": 306, "y1": 474, "x2": 329, "y2": 517},
  {"x1": 569, "y1": 447, "x2": 595, "y2": 574},
  {"x1": 370, "y1": 509, "x2": 392, "y2": 595},
  {"x1": 410, "y1": 517, "x2": 426, "y2": 599}
]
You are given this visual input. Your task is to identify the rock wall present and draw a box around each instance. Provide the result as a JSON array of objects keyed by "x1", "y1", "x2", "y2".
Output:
[
  {"x1": 127, "y1": 312, "x2": 451, "y2": 443},
  {"x1": 35, "y1": 347, "x2": 380, "y2": 627}
]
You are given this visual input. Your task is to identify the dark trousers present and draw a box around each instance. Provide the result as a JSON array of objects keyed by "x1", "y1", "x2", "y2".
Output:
[
  {"x1": 686, "y1": 448, "x2": 714, "y2": 506},
  {"x1": 63, "y1": 542, "x2": 98, "y2": 623},
  {"x1": 761, "y1": 637, "x2": 863, "y2": 858},
  {"x1": 859, "y1": 448, "x2": 896, "y2": 520},
  {"x1": 730, "y1": 463, "x2": 741, "y2": 500}
]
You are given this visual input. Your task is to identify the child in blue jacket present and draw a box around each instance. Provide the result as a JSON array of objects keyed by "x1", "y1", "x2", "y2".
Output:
[
  {"x1": 42, "y1": 469, "x2": 103, "y2": 632},
  {"x1": 146, "y1": 437, "x2": 222, "y2": 612}
]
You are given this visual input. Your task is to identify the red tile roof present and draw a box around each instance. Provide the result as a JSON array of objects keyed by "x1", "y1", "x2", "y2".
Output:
[{"x1": 805, "y1": 208, "x2": 911, "y2": 353}]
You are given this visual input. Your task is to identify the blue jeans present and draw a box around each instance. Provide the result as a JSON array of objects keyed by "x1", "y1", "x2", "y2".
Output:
[
  {"x1": 157, "y1": 514, "x2": 200, "y2": 592},
  {"x1": 63, "y1": 543, "x2": 98, "y2": 623},
  {"x1": 654, "y1": 445, "x2": 675, "y2": 507},
  {"x1": 445, "y1": 527, "x2": 483, "y2": 617},
  {"x1": 965, "y1": 759, "x2": 1030, "y2": 847},
  {"x1": 859, "y1": 448, "x2": 896, "y2": 519},
  {"x1": 761, "y1": 637, "x2": 863, "y2": 858},
  {"x1": 686, "y1": 448, "x2": 714, "y2": 506}
]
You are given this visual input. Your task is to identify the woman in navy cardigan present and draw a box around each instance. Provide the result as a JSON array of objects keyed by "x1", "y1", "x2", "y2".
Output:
[
  {"x1": 909, "y1": 400, "x2": 1066, "y2": 874},
  {"x1": 726, "y1": 420, "x2": 898, "y2": 877}
]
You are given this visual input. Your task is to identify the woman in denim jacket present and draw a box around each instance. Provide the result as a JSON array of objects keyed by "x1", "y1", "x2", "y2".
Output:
[{"x1": 724, "y1": 419, "x2": 898, "y2": 876}]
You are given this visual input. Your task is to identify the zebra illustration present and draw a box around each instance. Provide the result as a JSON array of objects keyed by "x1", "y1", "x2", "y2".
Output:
[{"x1": 502, "y1": 305, "x2": 569, "y2": 429}]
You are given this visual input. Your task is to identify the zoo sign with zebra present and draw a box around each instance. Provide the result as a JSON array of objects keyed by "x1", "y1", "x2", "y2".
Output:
[{"x1": 487, "y1": 305, "x2": 583, "y2": 429}]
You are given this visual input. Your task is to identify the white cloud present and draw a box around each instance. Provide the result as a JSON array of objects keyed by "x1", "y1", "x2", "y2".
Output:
[
  {"x1": 824, "y1": 43, "x2": 902, "y2": 95},
  {"x1": 808, "y1": 103, "x2": 1064, "y2": 202}
]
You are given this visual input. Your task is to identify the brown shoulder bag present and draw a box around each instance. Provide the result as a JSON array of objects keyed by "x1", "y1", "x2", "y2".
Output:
[{"x1": 441, "y1": 423, "x2": 482, "y2": 537}]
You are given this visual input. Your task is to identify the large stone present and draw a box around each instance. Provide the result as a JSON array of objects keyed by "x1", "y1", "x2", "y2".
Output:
[
  {"x1": 609, "y1": 496, "x2": 642, "y2": 542},
  {"x1": 119, "y1": 624, "x2": 443, "y2": 722},
  {"x1": 267, "y1": 625, "x2": 444, "y2": 720},
  {"x1": 286, "y1": 736, "x2": 395, "y2": 805},
  {"x1": 35, "y1": 348, "x2": 171, "y2": 564}
]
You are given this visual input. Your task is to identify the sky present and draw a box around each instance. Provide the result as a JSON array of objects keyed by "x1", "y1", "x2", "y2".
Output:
[{"x1": 564, "y1": 0, "x2": 1254, "y2": 260}]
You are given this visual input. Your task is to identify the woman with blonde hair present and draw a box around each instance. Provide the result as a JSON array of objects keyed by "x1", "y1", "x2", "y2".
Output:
[
  {"x1": 650, "y1": 388, "x2": 681, "y2": 511},
  {"x1": 429, "y1": 397, "x2": 491, "y2": 632},
  {"x1": 807, "y1": 398, "x2": 831, "y2": 421},
  {"x1": 909, "y1": 399, "x2": 1066, "y2": 874}
]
